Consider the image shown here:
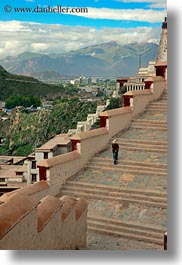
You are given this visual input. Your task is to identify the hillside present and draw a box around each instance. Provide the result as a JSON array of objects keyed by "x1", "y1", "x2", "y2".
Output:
[
  {"x1": 0, "y1": 65, "x2": 38, "y2": 82},
  {"x1": 0, "y1": 98, "x2": 97, "y2": 156},
  {"x1": 1, "y1": 41, "x2": 158, "y2": 78},
  {"x1": 0, "y1": 65, "x2": 70, "y2": 100}
]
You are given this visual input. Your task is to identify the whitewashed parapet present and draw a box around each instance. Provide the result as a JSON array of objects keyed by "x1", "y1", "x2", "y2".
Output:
[{"x1": 0, "y1": 189, "x2": 88, "y2": 250}]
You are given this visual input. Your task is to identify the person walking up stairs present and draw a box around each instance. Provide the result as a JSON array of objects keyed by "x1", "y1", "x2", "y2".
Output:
[{"x1": 112, "y1": 139, "x2": 119, "y2": 165}]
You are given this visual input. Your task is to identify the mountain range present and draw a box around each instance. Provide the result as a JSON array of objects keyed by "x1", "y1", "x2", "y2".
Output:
[{"x1": 1, "y1": 41, "x2": 158, "y2": 79}]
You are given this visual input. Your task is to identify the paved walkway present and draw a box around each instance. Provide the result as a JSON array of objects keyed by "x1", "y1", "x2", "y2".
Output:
[
  {"x1": 61, "y1": 91, "x2": 167, "y2": 250},
  {"x1": 87, "y1": 232, "x2": 163, "y2": 250}
]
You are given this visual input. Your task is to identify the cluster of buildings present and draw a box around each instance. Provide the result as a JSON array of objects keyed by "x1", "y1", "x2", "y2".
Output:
[{"x1": 0, "y1": 99, "x2": 110, "y2": 187}]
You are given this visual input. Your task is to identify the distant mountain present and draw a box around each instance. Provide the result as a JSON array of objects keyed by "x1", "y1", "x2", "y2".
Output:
[
  {"x1": 1, "y1": 41, "x2": 158, "y2": 78},
  {"x1": 26, "y1": 71, "x2": 76, "y2": 82},
  {"x1": 0, "y1": 64, "x2": 37, "y2": 81}
]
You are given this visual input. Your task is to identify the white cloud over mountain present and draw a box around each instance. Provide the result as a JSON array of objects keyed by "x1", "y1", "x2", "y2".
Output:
[{"x1": 0, "y1": 20, "x2": 160, "y2": 58}]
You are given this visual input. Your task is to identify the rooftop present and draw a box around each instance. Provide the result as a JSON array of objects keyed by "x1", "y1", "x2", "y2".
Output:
[
  {"x1": 35, "y1": 134, "x2": 70, "y2": 152},
  {"x1": 0, "y1": 156, "x2": 27, "y2": 165},
  {"x1": 0, "y1": 165, "x2": 27, "y2": 179},
  {"x1": 0, "y1": 181, "x2": 49, "y2": 200}
]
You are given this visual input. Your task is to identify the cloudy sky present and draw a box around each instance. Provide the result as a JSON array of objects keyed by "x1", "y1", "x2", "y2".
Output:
[{"x1": 0, "y1": 0, "x2": 167, "y2": 58}]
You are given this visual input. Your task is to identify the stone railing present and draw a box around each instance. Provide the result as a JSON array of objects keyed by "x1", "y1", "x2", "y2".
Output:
[
  {"x1": 38, "y1": 128, "x2": 109, "y2": 196},
  {"x1": 36, "y1": 75, "x2": 166, "y2": 195},
  {"x1": 0, "y1": 182, "x2": 87, "y2": 250}
]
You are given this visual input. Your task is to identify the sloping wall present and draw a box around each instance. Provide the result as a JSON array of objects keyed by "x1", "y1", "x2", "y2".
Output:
[
  {"x1": 37, "y1": 77, "x2": 166, "y2": 195},
  {"x1": 0, "y1": 187, "x2": 87, "y2": 250}
]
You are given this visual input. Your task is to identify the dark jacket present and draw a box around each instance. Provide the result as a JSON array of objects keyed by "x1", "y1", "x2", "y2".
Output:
[{"x1": 112, "y1": 143, "x2": 119, "y2": 153}]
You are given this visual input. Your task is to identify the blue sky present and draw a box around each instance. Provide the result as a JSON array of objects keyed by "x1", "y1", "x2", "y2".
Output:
[{"x1": 0, "y1": 0, "x2": 167, "y2": 57}]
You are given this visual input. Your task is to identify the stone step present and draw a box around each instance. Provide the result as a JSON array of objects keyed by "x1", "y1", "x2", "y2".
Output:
[
  {"x1": 118, "y1": 143, "x2": 167, "y2": 151},
  {"x1": 116, "y1": 144, "x2": 167, "y2": 153},
  {"x1": 64, "y1": 183, "x2": 167, "y2": 201},
  {"x1": 146, "y1": 106, "x2": 167, "y2": 112},
  {"x1": 147, "y1": 105, "x2": 167, "y2": 109},
  {"x1": 87, "y1": 222, "x2": 162, "y2": 240},
  {"x1": 146, "y1": 103, "x2": 167, "y2": 108},
  {"x1": 62, "y1": 189, "x2": 167, "y2": 208},
  {"x1": 148, "y1": 101, "x2": 167, "y2": 105},
  {"x1": 92, "y1": 157, "x2": 167, "y2": 169},
  {"x1": 88, "y1": 215, "x2": 166, "y2": 234},
  {"x1": 132, "y1": 119, "x2": 167, "y2": 125},
  {"x1": 87, "y1": 226, "x2": 164, "y2": 245},
  {"x1": 88, "y1": 161, "x2": 167, "y2": 175},
  {"x1": 62, "y1": 184, "x2": 167, "y2": 203},
  {"x1": 130, "y1": 124, "x2": 167, "y2": 131},
  {"x1": 134, "y1": 114, "x2": 167, "y2": 121},
  {"x1": 117, "y1": 139, "x2": 167, "y2": 148},
  {"x1": 66, "y1": 181, "x2": 167, "y2": 197},
  {"x1": 86, "y1": 163, "x2": 167, "y2": 176},
  {"x1": 88, "y1": 216, "x2": 165, "y2": 239},
  {"x1": 147, "y1": 102, "x2": 167, "y2": 106},
  {"x1": 115, "y1": 138, "x2": 167, "y2": 147},
  {"x1": 61, "y1": 183, "x2": 167, "y2": 208},
  {"x1": 87, "y1": 216, "x2": 165, "y2": 245}
]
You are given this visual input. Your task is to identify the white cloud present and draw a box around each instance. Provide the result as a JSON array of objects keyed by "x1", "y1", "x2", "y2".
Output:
[
  {"x1": 71, "y1": 7, "x2": 166, "y2": 23},
  {"x1": 117, "y1": 0, "x2": 166, "y2": 9},
  {"x1": 0, "y1": 20, "x2": 161, "y2": 58},
  {"x1": 31, "y1": 43, "x2": 50, "y2": 52},
  {"x1": 0, "y1": 20, "x2": 31, "y2": 32}
]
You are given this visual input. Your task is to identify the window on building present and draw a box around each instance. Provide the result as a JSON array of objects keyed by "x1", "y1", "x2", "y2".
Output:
[
  {"x1": 44, "y1": 152, "x2": 48, "y2": 159},
  {"x1": 0, "y1": 178, "x2": 5, "y2": 182},
  {"x1": 16, "y1": 172, "x2": 23, "y2": 176},
  {"x1": 32, "y1": 161, "x2": 36, "y2": 169},
  {"x1": 31, "y1": 174, "x2": 37, "y2": 183}
]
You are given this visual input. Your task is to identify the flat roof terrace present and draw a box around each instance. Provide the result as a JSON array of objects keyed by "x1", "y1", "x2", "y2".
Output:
[
  {"x1": 35, "y1": 134, "x2": 71, "y2": 152},
  {"x1": 0, "y1": 156, "x2": 27, "y2": 165}
]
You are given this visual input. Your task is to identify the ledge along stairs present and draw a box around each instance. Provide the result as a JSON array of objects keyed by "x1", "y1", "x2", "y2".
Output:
[{"x1": 60, "y1": 91, "x2": 167, "y2": 249}]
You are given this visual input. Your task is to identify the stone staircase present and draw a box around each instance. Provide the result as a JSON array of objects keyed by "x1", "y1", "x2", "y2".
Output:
[
  {"x1": 62, "y1": 181, "x2": 167, "y2": 208},
  {"x1": 60, "y1": 91, "x2": 167, "y2": 249},
  {"x1": 130, "y1": 120, "x2": 167, "y2": 131},
  {"x1": 147, "y1": 105, "x2": 167, "y2": 111},
  {"x1": 87, "y1": 216, "x2": 165, "y2": 245}
]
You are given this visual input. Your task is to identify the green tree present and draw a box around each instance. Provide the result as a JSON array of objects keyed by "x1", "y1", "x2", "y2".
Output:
[
  {"x1": 105, "y1": 98, "x2": 121, "y2": 110},
  {"x1": 118, "y1": 86, "x2": 127, "y2": 95},
  {"x1": 5, "y1": 95, "x2": 41, "y2": 109}
]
